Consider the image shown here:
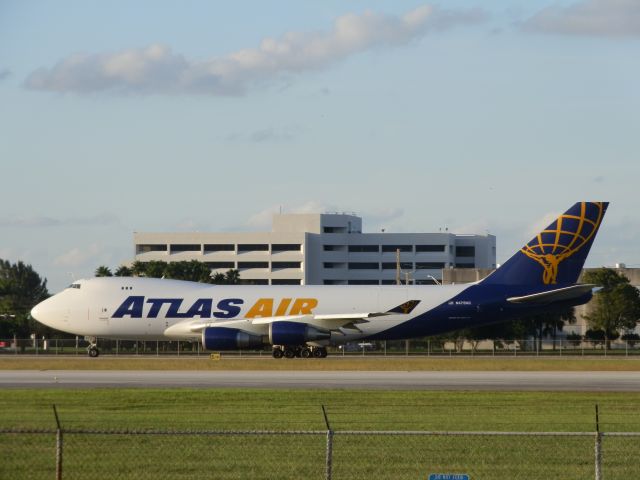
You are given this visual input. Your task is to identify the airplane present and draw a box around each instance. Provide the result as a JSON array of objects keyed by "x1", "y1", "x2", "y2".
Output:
[{"x1": 31, "y1": 202, "x2": 608, "y2": 359}]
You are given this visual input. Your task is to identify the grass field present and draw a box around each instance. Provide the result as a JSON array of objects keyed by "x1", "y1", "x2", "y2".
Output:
[
  {"x1": 2, "y1": 389, "x2": 639, "y2": 479},
  {"x1": 3, "y1": 355, "x2": 640, "y2": 371},
  {"x1": 2, "y1": 388, "x2": 640, "y2": 431},
  {"x1": 2, "y1": 389, "x2": 640, "y2": 479}
]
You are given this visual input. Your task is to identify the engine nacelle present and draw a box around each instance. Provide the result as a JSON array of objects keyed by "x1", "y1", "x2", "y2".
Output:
[
  {"x1": 269, "y1": 321, "x2": 331, "y2": 346},
  {"x1": 202, "y1": 327, "x2": 264, "y2": 350}
]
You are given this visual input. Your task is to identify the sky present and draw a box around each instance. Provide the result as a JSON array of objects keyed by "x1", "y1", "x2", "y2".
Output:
[{"x1": 1, "y1": 0, "x2": 639, "y2": 293}]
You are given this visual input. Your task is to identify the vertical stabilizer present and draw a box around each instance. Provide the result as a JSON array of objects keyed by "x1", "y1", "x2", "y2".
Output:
[{"x1": 482, "y1": 202, "x2": 608, "y2": 286}]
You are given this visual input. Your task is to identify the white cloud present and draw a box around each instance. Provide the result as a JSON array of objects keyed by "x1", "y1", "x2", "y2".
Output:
[
  {"x1": 451, "y1": 219, "x2": 490, "y2": 235},
  {"x1": 246, "y1": 201, "x2": 334, "y2": 229},
  {"x1": 226, "y1": 125, "x2": 301, "y2": 143},
  {"x1": 526, "y1": 210, "x2": 561, "y2": 238},
  {"x1": 53, "y1": 244, "x2": 103, "y2": 268},
  {"x1": 0, "y1": 213, "x2": 117, "y2": 228},
  {"x1": 290, "y1": 201, "x2": 332, "y2": 214},
  {"x1": 25, "y1": 5, "x2": 485, "y2": 95},
  {"x1": 245, "y1": 206, "x2": 282, "y2": 229},
  {"x1": 524, "y1": 0, "x2": 640, "y2": 36},
  {"x1": 360, "y1": 207, "x2": 405, "y2": 230}
]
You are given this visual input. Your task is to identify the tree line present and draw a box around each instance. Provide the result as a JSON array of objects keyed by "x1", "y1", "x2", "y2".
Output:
[
  {"x1": 95, "y1": 260, "x2": 241, "y2": 284},
  {"x1": 0, "y1": 259, "x2": 50, "y2": 337}
]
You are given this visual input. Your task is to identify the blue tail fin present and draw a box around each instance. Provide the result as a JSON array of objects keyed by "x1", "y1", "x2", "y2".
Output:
[{"x1": 482, "y1": 202, "x2": 608, "y2": 286}]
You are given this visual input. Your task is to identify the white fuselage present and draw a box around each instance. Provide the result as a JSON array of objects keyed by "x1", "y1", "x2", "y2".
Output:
[{"x1": 32, "y1": 277, "x2": 470, "y2": 344}]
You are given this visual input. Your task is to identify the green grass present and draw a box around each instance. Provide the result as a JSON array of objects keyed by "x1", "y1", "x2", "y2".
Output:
[
  {"x1": 3, "y1": 355, "x2": 640, "y2": 371},
  {"x1": 2, "y1": 388, "x2": 640, "y2": 431},
  {"x1": 2, "y1": 389, "x2": 639, "y2": 479}
]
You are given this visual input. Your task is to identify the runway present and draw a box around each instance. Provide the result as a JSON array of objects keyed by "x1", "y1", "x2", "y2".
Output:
[{"x1": 2, "y1": 370, "x2": 640, "y2": 391}]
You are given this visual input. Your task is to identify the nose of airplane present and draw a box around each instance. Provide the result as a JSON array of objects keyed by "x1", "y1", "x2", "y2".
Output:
[{"x1": 30, "y1": 297, "x2": 60, "y2": 329}]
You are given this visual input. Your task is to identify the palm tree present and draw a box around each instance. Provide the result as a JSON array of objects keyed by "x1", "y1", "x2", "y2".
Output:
[
  {"x1": 95, "y1": 266, "x2": 113, "y2": 277},
  {"x1": 224, "y1": 269, "x2": 240, "y2": 284},
  {"x1": 114, "y1": 265, "x2": 132, "y2": 277}
]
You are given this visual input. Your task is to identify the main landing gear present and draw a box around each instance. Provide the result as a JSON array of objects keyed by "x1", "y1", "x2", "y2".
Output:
[
  {"x1": 272, "y1": 346, "x2": 328, "y2": 359},
  {"x1": 86, "y1": 337, "x2": 100, "y2": 358}
]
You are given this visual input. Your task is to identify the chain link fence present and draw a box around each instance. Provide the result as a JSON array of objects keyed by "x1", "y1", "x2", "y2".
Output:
[
  {"x1": 2, "y1": 337, "x2": 640, "y2": 357},
  {"x1": 2, "y1": 427, "x2": 639, "y2": 479}
]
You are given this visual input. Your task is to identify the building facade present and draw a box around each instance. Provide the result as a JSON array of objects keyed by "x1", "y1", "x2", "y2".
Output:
[{"x1": 134, "y1": 213, "x2": 496, "y2": 286}]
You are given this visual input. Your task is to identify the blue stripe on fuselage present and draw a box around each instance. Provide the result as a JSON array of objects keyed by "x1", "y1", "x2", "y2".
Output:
[{"x1": 367, "y1": 283, "x2": 591, "y2": 340}]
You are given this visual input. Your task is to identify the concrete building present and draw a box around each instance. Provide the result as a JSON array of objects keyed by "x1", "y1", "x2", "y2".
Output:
[{"x1": 134, "y1": 213, "x2": 496, "y2": 286}]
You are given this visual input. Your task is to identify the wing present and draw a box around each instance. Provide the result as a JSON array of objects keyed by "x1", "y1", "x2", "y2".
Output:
[{"x1": 164, "y1": 300, "x2": 421, "y2": 337}]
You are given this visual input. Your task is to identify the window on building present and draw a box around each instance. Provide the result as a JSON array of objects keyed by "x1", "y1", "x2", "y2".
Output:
[
  {"x1": 348, "y1": 245, "x2": 379, "y2": 253},
  {"x1": 170, "y1": 244, "x2": 200, "y2": 253},
  {"x1": 381, "y1": 280, "x2": 399, "y2": 285},
  {"x1": 455, "y1": 262, "x2": 475, "y2": 269},
  {"x1": 239, "y1": 279, "x2": 269, "y2": 285},
  {"x1": 348, "y1": 280, "x2": 379, "y2": 285},
  {"x1": 237, "y1": 261, "x2": 269, "y2": 269},
  {"x1": 415, "y1": 279, "x2": 440, "y2": 285},
  {"x1": 323, "y1": 226, "x2": 347, "y2": 233},
  {"x1": 237, "y1": 244, "x2": 269, "y2": 252},
  {"x1": 416, "y1": 245, "x2": 446, "y2": 253},
  {"x1": 271, "y1": 279, "x2": 302, "y2": 285},
  {"x1": 272, "y1": 261, "x2": 301, "y2": 269},
  {"x1": 456, "y1": 246, "x2": 475, "y2": 257},
  {"x1": 271, "y1": 244, "x2": 301, "y2": 252},
  {"x1": 323, "y1": 245, "x2": 345, "y2": 251},
  {"x1": 205, "y1": 262, "x2": 235, "y2": 269},
  {"x1": 323, "y1": 262, "x2": 345, "y2": 269},
  {"x1": 382, "y1": 245, "x2": 412, "y2": 253},
  {"x1": 323, "y1": 280, "x2": 346, "y2": 285},
  {"x1": 348, "y1": 262, "x2": 379, "y2": 270},
  {"x1": 204, "y1": 244, "x2": 234, "y2": 253},
  {"x1": 382, "y1": 262, "x2": 413, "y2": 270},
  {"x1": 416, "y1": 262, "x2": 446, "y2": 269},
  {"x1": 136, "y1": 244, "x2": 167, "y2": 254}
]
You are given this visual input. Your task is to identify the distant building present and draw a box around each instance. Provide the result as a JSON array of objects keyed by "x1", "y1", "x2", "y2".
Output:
[{"x1": 133, "y1": 213, "x2": 496, "y2": 286}]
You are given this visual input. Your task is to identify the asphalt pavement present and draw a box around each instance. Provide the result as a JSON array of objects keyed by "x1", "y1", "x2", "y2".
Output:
[{"x1": 1, "y1": 370, "x2": 639, "y2": 391}]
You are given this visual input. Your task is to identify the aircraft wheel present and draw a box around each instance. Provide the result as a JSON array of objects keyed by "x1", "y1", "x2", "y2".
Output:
[
  {"x1": 283, "y1": 347, "x2": 296, "y2": 359},
  {"x1": 88, "y1": 346, "x2": 99, "y2": 358},
  {"x1": 272, "y1": 348, "x2": 283, "y2": 359},
  {"x1": 312, "y1": 348, "x2": 323, "y2": 358},
  {"x1": 319, "y1": 347, "x2": 328, "y2": 358},
  {"x1": 301, "y1": 348, "x2": 311, "y2": 358}
]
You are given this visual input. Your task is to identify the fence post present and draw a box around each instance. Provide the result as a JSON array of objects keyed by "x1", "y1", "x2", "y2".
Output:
[
  {"x1": 595, "y1": 404, "x2": 602, "y2": 480},
  {"x1": 53, "y1": 404, "x2": 63, "y2": 480},
  {"x1": 321, "y1": 405, "x2": 333, "y2": 480}
]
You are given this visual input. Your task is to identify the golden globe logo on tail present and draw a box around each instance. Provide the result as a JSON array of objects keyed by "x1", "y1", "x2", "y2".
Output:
[{"x1": 520, "y1": 202, "x2": 606, "y2": 284}]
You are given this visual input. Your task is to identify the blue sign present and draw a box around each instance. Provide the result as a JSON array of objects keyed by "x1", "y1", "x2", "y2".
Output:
[{"x1": 428, "y1": 475, "x2": 469, "y2": 480}]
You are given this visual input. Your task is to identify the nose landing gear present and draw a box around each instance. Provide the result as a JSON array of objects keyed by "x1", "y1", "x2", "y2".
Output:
[{"x1": 85, "y1": 337, "x2": 100, "y2": 358}]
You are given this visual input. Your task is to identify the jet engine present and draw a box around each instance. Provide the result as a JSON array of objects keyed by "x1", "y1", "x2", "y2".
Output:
[
  {"x1": 269, "y1": 321, "x2": 330, "y2": 345},
  {"x1": 201, "y1": 327, "x2": 264, "y2": 350}
]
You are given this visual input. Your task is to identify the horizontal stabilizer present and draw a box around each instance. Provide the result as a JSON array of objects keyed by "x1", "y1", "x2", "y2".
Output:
[
  {"x1": 507, "y1": 284, "x2": 596, "y2": 305},
  {"x1": 386, "y1": 300, "x2": 421, "y2": 315}
]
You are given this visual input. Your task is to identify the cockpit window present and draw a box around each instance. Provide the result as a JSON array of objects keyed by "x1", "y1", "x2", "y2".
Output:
[{"x1": 67, "y1": 283, "x2": 81, "y2": 289}]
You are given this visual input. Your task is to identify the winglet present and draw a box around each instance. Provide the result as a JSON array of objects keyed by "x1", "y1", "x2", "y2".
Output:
[{"x1": 387, "y1": 300, "x2": 421, "y2": 314}]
